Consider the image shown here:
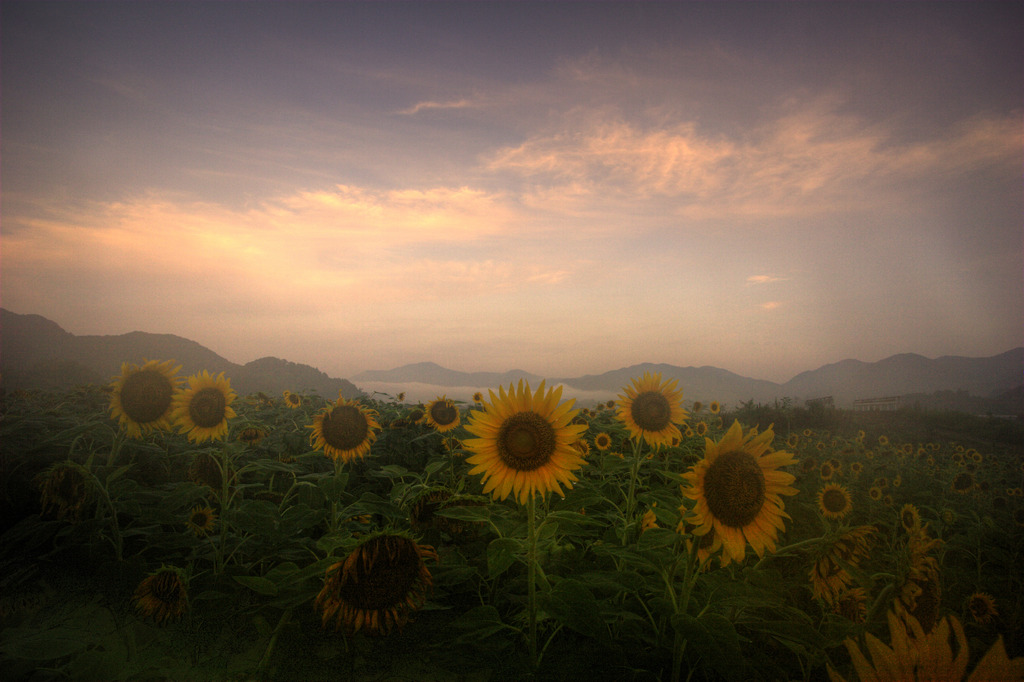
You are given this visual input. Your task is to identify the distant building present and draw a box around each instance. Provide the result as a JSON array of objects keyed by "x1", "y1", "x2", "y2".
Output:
[
  {"x1": 805, "y1": 396, "x2": 834, "y2": 409},
  {"x1": 853, "y1": 396, "x2": 902, "y2": 412}
]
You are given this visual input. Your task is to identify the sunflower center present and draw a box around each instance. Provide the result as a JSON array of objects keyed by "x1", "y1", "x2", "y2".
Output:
[
  {"x1": 121, "y1": 370, "x2": 174, "y2": 423},
  {"x1": 322, "y1": 405, "x2": 369, "y2": 452},
  {"x1": 187, "y1": 387, "x2": 227, "y2": 428},
  {"x1": 341, "y1": 537, "x2": 421, "y2": 610},
  {"x1": 631, "y1": 391, "x2": 672, "y2": 432},
  {"x1": 702, "y1": 450, "x2": 766, "y2": 528},
  {"x1": 496, "y1": 411, "x2": 556, "y2": 472},
  {"x1": 191, "y1": 511, "x2": 209, "y2": 527},
  {"x1": 152, "y1": 572, "x2": 182, "y2": 603},
  {"x1": 822, "y1": 488, "x2": 848, "y2": 513},
  {"x1": 430, "y1": 401, "x2": 458, "y2": 426}
]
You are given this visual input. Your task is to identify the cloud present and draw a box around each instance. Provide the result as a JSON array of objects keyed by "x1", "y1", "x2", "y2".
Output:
[
  {"x1": 396, "y1": 98, "x2": 480, "y2": 115},
  {"x1": 747, "y1": 275, "x2": 789, "y2": 285}
]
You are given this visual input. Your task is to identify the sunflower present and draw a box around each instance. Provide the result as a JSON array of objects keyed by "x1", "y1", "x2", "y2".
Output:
[
  {"x1": 309, "y1": 398, "x2": 380, "y2": 463},
  {"x1": 315, "y1": 532, "x2": 437, "y2": 635},
  {"x1": 171, "y1": 371, "x2": 237, "y2": 442},
  {"x1": 424, "y1": 396, "x2": 461, "y2": 433},
  {"x1": 641, "y1": 505, "x2": 659, "y2": 532},
  {"x1": 967, "y1": 592, "x2": 998, "y2": 625},
  {"x1": 396, "y1": 392, "x2": 406, "y2": 403},
  {"x1": 134, "y1": 566, "x2": 189, "y2": 625},
  {"x1": 809, "y1": 525, "x2": 874, "y2": 605},
  {"x1": 850, "y1": 461, "x2": 863, "y2": 475},
  {"x1": 37, "y1": 462, "x2": 91, "y2": 523},
  {"x1": 189, "y1": 451, "x2": 224, "y2": 490},
  {"x1": 464, "y1": 381, "x2": 587, "y2": 504},
  {"x1": 817, "y1": 483, "x2": 853, "y2": 520},
  {"x1": 616, "y1": 372, "x2": 688, "y2": 449},
  {"x1": 868, "y1": 486, "x2": 883, "y2": 501},
  {"x1": 472, "y1": 391, "x2": 484, "y2": 404},
  {"x1": 878, "y1": 435, "x2": 890, "y2": 447},
  {"x1": 900, "y1": 504, "x2": 922, "y2": 533},
  {"x1": 898, "y1": 525, "x2": 943, "y2": 631},
  {"x1": 691, "y1": 401, "x2": 703, "y2": 413},
  {"x1": 680, "y1": 420, "x2": 798, "y2": 564},
  {"x1": 283, "y1": 391, "x2": 302, "y2": 409},
  {"x1": 108, "y1": 359, "x2": 183, "y2": 438},
  {"x1": 828, "y1": 610, "x2": 1024, "y2": 682},
  {"x1": 237, "y1": 425, "x2": 268, "y2": 445},
  {"x1": 951, "y1": 472, "x2": 975, "y2": 494},
  {"x1": 694, "y1": 421, "x2": 708, "y2": 437},
  {"x1": 709, "y1": 401, "x2": 720, "y2": 414},
  {"x1": 787, "y1": 434, "x2": 800, "y2": 449},
  {"x1": 593, "y1": 432, "x2": 613, "y2": 451},
  {"x1": 833, "y1": 587, "x2": 868, "y2": 623},
  {"x1": 186, "y1": 506, "x2": 217, "y2": 536},
  {"x1": 819, "y1": 462, "x2": 835, "y2": 481}
]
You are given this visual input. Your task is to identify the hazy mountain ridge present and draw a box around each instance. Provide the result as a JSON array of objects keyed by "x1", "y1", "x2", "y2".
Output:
[
  {"x1": 2, "y1": 310, "x2": 1020, "y2": 412},
  {"x1": 0, "y1": 309, "x2": 361, "y2": 398}
]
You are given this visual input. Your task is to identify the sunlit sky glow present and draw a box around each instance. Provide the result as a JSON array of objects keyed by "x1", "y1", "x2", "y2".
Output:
[{"x1": 3, "y1": 2, "x2": 1021, "y2": 383}]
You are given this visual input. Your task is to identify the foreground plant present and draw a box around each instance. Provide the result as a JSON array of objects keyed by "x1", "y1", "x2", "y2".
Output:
[
  {"x1": 109, "y1": 359, "x2": 183, "y2": 438},
  {"x1": 171, "y1": 370, "x2": 237, "y2": 442},
  {"x1": 134, "y1": 565, "x2": 190, "y2": 626}
]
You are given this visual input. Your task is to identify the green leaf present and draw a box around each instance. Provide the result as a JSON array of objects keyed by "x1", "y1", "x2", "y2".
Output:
[
  {"x1": 487, "y1": 537, "x2": 522, "y2": 578},
  {"x1": 233, "y1": 575, "x2": 279, "y2": 596},
  {"x1": 435, "y1": 504, "x2": 491, "y2": 524},
  {"x1": 318, "y1": 473, "x2": 349, "y2": 500},
  {"x1": 450, "y1": 605, "x2": 514, "y2": 642},
  {"x1": 543, "y1": 579, "x2": 605, "y2": 639}
]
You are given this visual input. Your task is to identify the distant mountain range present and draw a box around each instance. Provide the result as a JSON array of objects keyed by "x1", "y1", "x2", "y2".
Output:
[
  {"x1": 2, "y1": 309, "x2": 1020, "y2": 413},
  {"x1": 0, "y1": 309, "x2": 361, "y2": 399},
  {"x1": 354, "y1": 352, "x2": 1023, "y2": 412}
]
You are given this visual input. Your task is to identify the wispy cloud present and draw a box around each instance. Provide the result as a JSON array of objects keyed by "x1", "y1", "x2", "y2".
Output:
[
  {"x1": 397, "y1": 98, "x2": 480, "y2": 115},
  {"x1": 747, "y1": 275, "x2": 789, "y2": 285}
]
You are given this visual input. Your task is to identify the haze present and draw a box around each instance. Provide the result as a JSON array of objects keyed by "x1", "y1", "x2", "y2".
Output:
[{"x1": 2, "y1": 2, "x2": 1021, "y2": 383}]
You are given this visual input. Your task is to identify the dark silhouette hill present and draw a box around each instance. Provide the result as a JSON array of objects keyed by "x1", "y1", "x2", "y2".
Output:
[{"x1": 0, "y1": 309, "x2": 361, "y2": 398}]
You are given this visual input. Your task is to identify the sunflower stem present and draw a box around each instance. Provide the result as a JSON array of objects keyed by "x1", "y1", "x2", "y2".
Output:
[
  {"x1": 623, "y1": 437, "x2": 644, "y2": 543},
  {"x1": 527, "y1": 492, "x2": 539, "y2": 671}
]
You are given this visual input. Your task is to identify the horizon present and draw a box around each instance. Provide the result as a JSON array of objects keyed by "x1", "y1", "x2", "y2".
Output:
[
  {"x1": 5, "y1": 306, "x2": 1020, "y2": 388},
  {"x1": 3, "y1": 2, "x2": 1021, "y2": 384}
]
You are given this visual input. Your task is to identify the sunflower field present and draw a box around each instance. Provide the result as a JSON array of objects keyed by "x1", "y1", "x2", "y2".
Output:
[{"x1": 1, "y1": 362, "x2": 1023, "y2": 681}]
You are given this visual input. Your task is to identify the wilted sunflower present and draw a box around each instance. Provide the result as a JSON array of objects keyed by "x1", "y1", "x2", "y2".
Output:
[
  {"x1": 827, "y1": 610, "x2": 1024, "y2": 682},
  {"x1": 134, "y1": 566, "x2": 189, "y2": 625},
  {"x1": 237, "y1": 424, "x2": 268, "y2": 445},
  {"x1": 109, "y1": 359, "x2": 183, "y2": 438},
  {"x1": 616, "y1": 372, "x2": 688, "y2": 448},
  {"x1": 186, "y1": 506, "x2": 217, "y2": 536},
  {"x1": 951, "y1": 472, "x2": 975, "y2": 494},
  {"x1": 424, "y1": 396, "x2": 461, "y2": 433},
  {"x1": 593, "y1": 432, "x2": 613, "y2": 451},
  {"x1": 817, "y1": 483, "x2": 853, "y2": 520},
  {"x1": 465, "y1": 381, "x2": 587, "y2": 504},
  {"x1": 680, "y1": 420, "x2": 798, "y2": 564},
  {"x1": 283, "y1": 391, "x2": 302, "y2": 409},
  {"x1": 809, "y1": 525, "x2": 874, "y2": 605},
  {"x1": 37, "y1": 462, "x2": 91, "y2": 523},
  {"x1": 171, "y1": 371, "x2": 237, "y2": 442},
  {"x1": 308, "y1": 398, "x2": 380, "y2": 463},
  {"x1": 900, "y1": 504, "x2": 922, "y2": 533},
  {"x1": 315, "y1": 532, "x2": 437, "y2": 636},
  {"x1": 966, "y1": 592, "x2": 998, "y2": 625}
]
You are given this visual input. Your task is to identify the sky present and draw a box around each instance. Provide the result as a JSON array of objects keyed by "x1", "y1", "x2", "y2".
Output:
[{"x1": 2, "y1": 1, "x2": 1022, "y2": 383}]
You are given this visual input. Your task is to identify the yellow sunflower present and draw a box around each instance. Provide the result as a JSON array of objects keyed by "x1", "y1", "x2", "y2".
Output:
[
  {"x1": 308, "y1": 398, "x2": 380, "y2": 463},
  {"x1": 827, "y1": 610, "x2": 1024, "y2": 682},
  {"x1": 315, "y1": 532, "x2": 437, "y2": 636},
  {"x1": 833, "y1": 587, "x2": 868, "y2": 623},
  {"x1": 134, "y1": 566, "x2": 189, "y2": 625},
  {"x1": 680, "y1": 420, "x2": 798, "y2": 564},
  {"x1": 472, "y1": 391, "x2": 484, "y2": 404},
  {"x1": 424, "y1": 396, "x2": 461, "y2": 433},
  {"x1": 809, "y1": 525, "x2": 874, "y2": 605},
  {"x1": 109, "y1": 359, "x2": 183, "y2": 438},
  {"x1": 171, "y1": 371, "x2": 237, "y2": 442},
  {"x1": 237, "y1": 425, "x2": 268, "y2": 445},
  {"x1": 186, "y1": 506, "x2": 217, "y2": 536},
  {"x1": 817, "y1": 483, "x2": 853, "y2": 520},
  {"x1": 951, "y1": 472, "x2": 975, "y2": 494},
  {"x1": 616, "y1": 372, "x2": 688, "y2": 448},
  {"x1": 37, "y1": 461, "x2": 91, "y2": 524},
  {"x1": 283, "y1": 391, "x2": 302, "y2": 409},
  {"x1": 966, "y1": 592, "x2": 998, "y2": 625},
  {"x1": 464, "y1": 380, "x2": 587, "y2": 504},
  {"x1": 593, "y1": 432, "x2": 613, "y2": 451},
  {"x1": 900, "y1": 504, "x2": 922, "y2": 533},
  {"x1": 709, "y1": 401, "x2": 720, "y2": 414}
]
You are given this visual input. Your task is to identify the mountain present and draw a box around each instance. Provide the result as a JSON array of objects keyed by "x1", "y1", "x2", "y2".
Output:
[
  {"x1": 353, "y1": 362, "x2": 543, "y2": 387},
  {"x1": 0, "y1": 309, "x2": 361, "y2": 398}
]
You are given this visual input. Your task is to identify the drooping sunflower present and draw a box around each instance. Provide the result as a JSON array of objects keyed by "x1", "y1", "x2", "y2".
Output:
[
  {"x1": 283, "y1": 391, "x2": 303, "y2": 409},
  {"x1": 616, "y1": 372, "x2": 688, "y2": 448},
  {"x1": 809, "y1": 525, "x2": 874, "y2": 605},
  {"x1": 833, "y1": 587, "x2": 868, "y2": 623},
  {"x1": 109, "y1": 359, "x2": 183, "y2": 438},
  {"x1": 171, "y1": 371, "x2": 237, "y2": 442},
  {"x1": 37, "y1": 461, "x2": 91, "y2": 523},
  {"x1": 237, "y1": 425, "x2": 268, "y2": 445},
  {"x1": 817, "y1": 483, "x2": 853, "y2": 520},
  {"x1": 464, "y1": 380, "x2": 587, "y2": 504},
  {"x1": 593, "y1": 432, "x2": 613, "y2": 451},
  {"x1": 680, "y1": 420, "x2": 798, "y2": 564},
  {"x1": 827, "y1": 610, "x2": 1024, "y2": 682},
  {"x1": 966, "y1": 592, "x2": 998, "y2": 625},
  {"x1": 186, "y1": 506, "x2": 217, "y2": 536},
  {"x1": 424, "y1": 396, "x2": 461, "y2": 433},
  {"x1": 308, "y1": 398, "x2": 380, "y2": 463},
  {"x1": 134, "y1": 566, "x2": 189, "y2": 625},
  {"x1": 189, "y1": 451, "x2": 224, "y2": 491},
  {"x1": 315, "y1": 532, "x2": 438, "y2": 636},
  {"x1": 951, "y1": 472, "x2": 975, "y2": 494}
]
